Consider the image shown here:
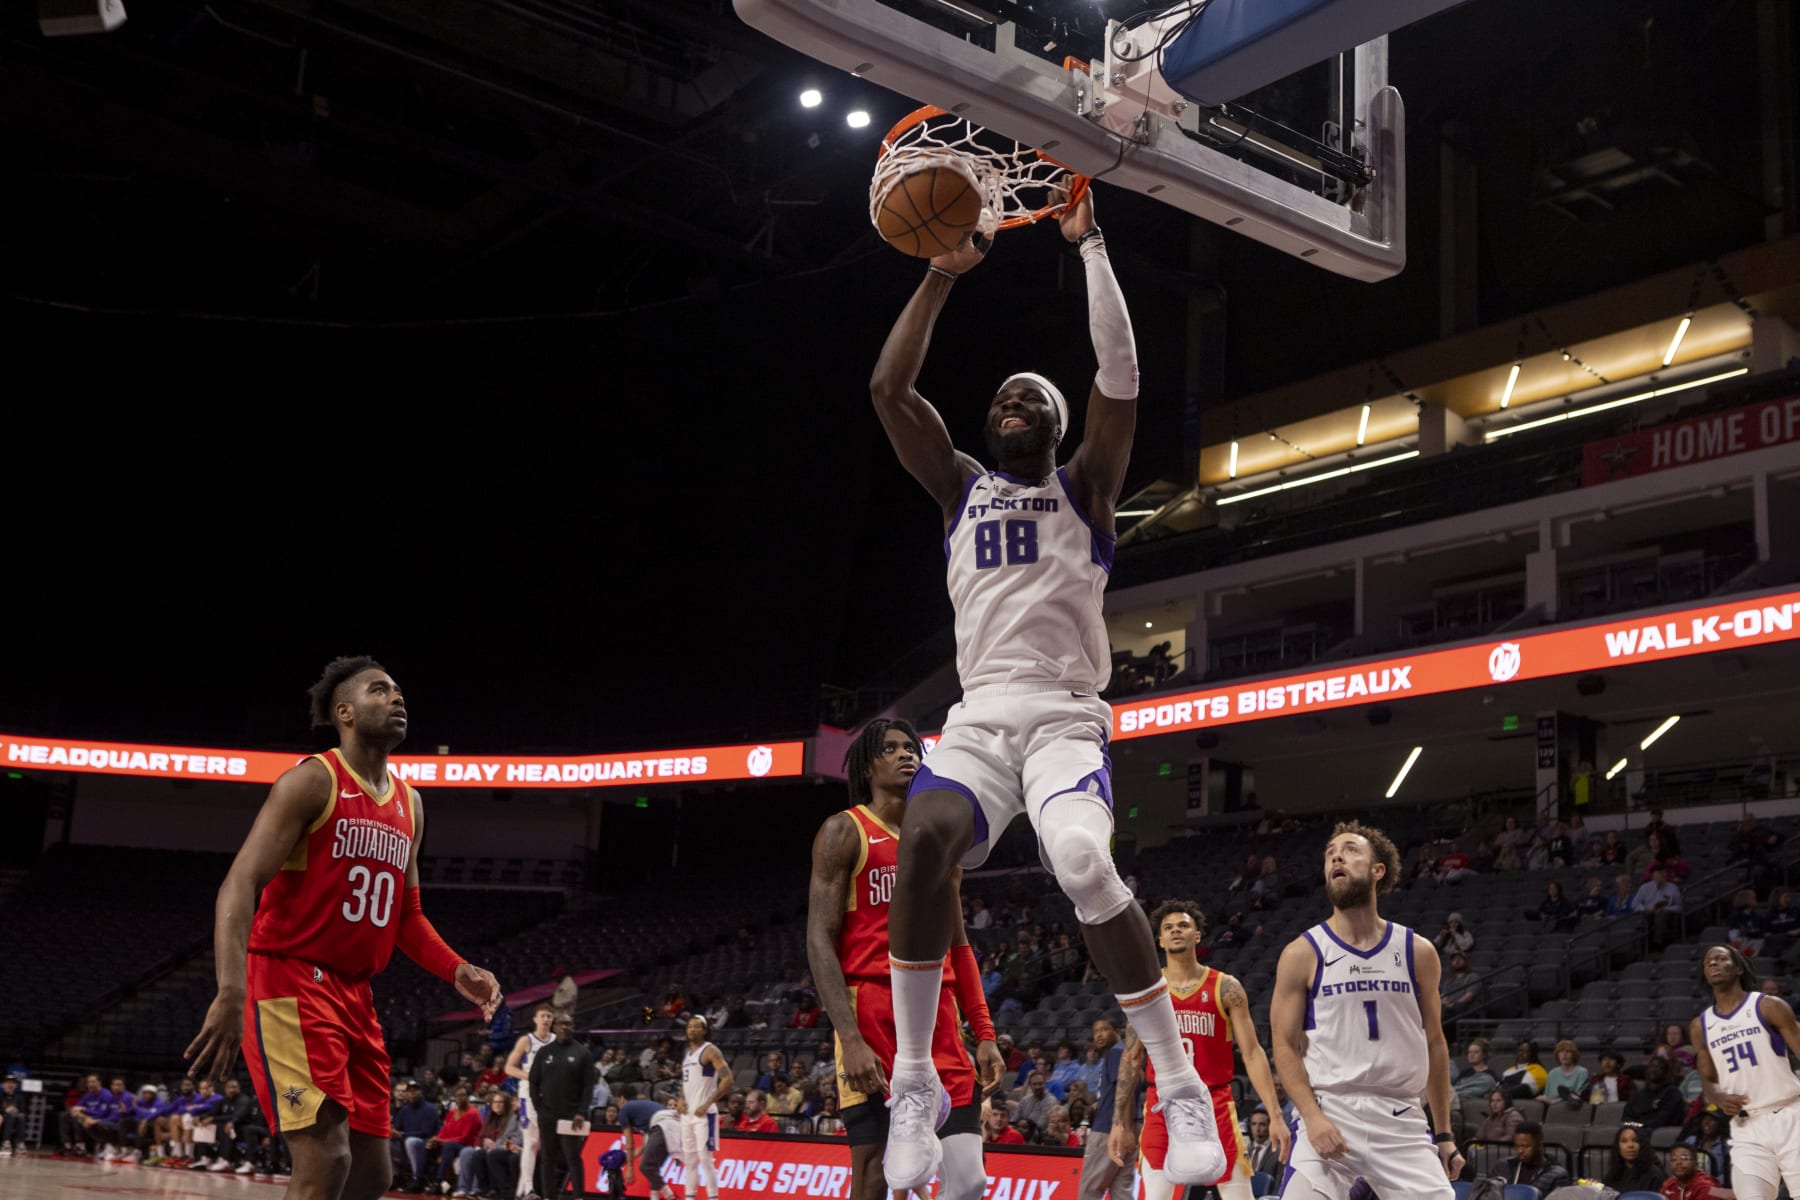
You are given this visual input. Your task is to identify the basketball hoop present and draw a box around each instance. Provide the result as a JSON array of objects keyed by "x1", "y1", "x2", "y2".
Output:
[{"x1": 870, "y1": 105, "x2": 1091, "y2": 239}]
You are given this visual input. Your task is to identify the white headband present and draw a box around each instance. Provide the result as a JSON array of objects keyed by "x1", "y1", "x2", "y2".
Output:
[{"x1": 999, "y1": 372, "x2": 1068, "y2": 435}]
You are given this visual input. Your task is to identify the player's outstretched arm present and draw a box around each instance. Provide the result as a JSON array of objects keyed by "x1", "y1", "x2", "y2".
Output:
[
  {"x1": 400, "y1": 791, "x2": 503, "y2": 1018},
  {"x1": 1059, "y1": 192, "x2": 1137, "y2": 531},
  {"x1": 1270, "y1": 937, "x2": 1341, "y2": 1159},
  {"x1": 185, "y1": 758, "x2": 331, "y2": 1081},
  {"x1": 1411, "y1": 935, "x2": 1465, "y2": 1181},
  {"x1": 870, "y1": 235, "x2": 989, "y2": 513},
  {"x1": 805, "y1": 813, "x2": 888, "y2": 1098},
  {"x1": 1106, "y1": 1025, "x2": 1144, "y2": 1167},
  {"x1": 1220, "y1": 973, "x2": 1292, "y2": 1165}
]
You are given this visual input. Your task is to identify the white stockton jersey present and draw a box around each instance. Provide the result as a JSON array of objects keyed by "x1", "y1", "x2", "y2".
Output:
[
  {"x1": 1700, "y1": 993, "x2": 1800, "y2": 1113},
  {"x1": 946, "y1": 467, "x2": 1113, "y2": 692},
  {"x1": 518, "y1": 1032, "x2": 552, "y2": 1122},
  {"x1": 682, "y1": 1041, "x2": 719, "y2": 1115},
  {"x1": 1299, "y1": 920, "x2": 1428, "y2": 1099}
]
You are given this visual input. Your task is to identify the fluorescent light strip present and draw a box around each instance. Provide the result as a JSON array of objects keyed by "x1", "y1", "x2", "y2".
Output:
[
  {"x1": 1639, "y1": 715, "x2": 1680, "y2": 751},
  {"x1": 1484, "y1": 368, "x2": 1748, "y2": 442},
  {"x1": 1662, "y1": 315, "x2": 1691, "y2": 367},
  {"x1": 1215, "y1": 450, "x2": 1420, "y2": 507},
  {"x1": 1228, "y1": 440, "x2": 1239, "y2": 479},
  {"x1": 1116, "y1": 509, "x2": 1154, "y2": 517},
  {"x1": 1356, "y1": 404, "x2": 1370, "y2": 446},
  {"x1": 1385, "y1": 746, "x2": 1423, "y2": 799},
  {"x1": 1605, "y1": 758, "x2": 1629, "y2": 780},
  {"x1": 1500, "y1": 362, "x2": 1520, "y2": 409}
]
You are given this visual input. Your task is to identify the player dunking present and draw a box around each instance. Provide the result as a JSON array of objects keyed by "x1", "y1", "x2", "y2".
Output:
[
  {"x1": 1691, "y1": 944, "x2": 1800, "y2": 1200},
  {"x1": 1270, "y1": 822, "x2": 1461, "y2": 1200},
  {"x1": 805, "y1": 719, "x2": 1003, "y2": 1200},
  {"x1": 679, "y1": 1015, "x2": 733, "y2": 1200},
  {"x1": 185, "y1": 657, "x2": 503, "y2": 1200},
  {"x1": 1110, "y1": 901, "x2": 1291, "y2": 1200},
  {"x1": 505, "y1": 1004, "x2": 558, "y2": 1199},
  {"x1": 871, "y1": 193, "x2": 1225, "y2": 1192}
]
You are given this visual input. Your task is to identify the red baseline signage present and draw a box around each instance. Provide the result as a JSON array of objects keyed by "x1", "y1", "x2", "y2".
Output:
[
  {"x1": 578, "y1": 1129, "x2": 1081, "y2": 1200},
  {"x1": 1582, "y1": 393, "x2": 1800, "y2": 486},
  {"x1": 0, "y1": 735, "x2": 805, "y2": 788},
  {"x1": 1111, "y1": 588, "x2": 1800, "y2": 740}
]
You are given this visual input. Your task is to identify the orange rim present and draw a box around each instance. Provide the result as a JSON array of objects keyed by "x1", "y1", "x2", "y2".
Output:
[{"x1": 876, "y1": 104, "x2": 1090, "y2": 230}]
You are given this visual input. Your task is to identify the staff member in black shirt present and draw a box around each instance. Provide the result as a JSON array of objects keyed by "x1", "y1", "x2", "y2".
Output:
[{"x1": 530, "y1": 1014, "x2": 598, "y2": 1197}]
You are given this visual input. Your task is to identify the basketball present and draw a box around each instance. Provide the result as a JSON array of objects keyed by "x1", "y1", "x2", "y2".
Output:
[{"x1": 875, "y1": 165, "x2": 982, "y2": 258}]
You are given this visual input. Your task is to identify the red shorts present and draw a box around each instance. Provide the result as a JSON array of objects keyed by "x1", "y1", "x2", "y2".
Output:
[
  {"x1": 1140, "y1": 1087, "x2": 1242, "y2": 1181},
  {"x1": 243, "y1": 952, "x2": 391, "y2": 1138},
  {"x1": 836, "y1": 979, "x2": 975, "y2": 1110}
]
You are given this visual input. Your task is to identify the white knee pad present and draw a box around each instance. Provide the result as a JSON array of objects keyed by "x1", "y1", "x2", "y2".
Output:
[{"x1": 1039, "y1": 795, "x2": 1132, "y2": 924}]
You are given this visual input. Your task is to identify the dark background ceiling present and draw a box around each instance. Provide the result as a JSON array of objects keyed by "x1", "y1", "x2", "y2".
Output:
[{"x1": 0, "y1": 0, "x2": 1786, "y2": 753}]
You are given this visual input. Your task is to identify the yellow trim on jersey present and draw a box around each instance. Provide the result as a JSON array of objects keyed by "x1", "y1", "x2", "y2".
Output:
[
  {"x1": 254, "y1": 997, "x2": 326, "y2": 1133},
  {"x1": 1167, "y1": 966, "x2": 1209, "y2": 1000},
  {"x1": 279, "y1": 756, "x2": 338, "y2": 871},
  {"x1": 325, "y1": 747, "x2": 394, "y2": 806},
  {"x1": 834, "y1": 984, "x2": 874, "y2": 1109},
  {"x1": 858, "y1": 804, "x2": 901, "y2": 839},
  {"x1": 844, "y1": 809, "x2": 871, "y2": 914}
]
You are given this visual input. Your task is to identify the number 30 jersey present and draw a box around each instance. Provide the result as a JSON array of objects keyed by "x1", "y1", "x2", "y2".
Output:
[
  {"x1": 946, "y1": 467, "x2": 1114, "y2": 693},
  {"x1": 1298, "y1": 921, "x2": 1429, "y2": 1100},
  {"x1": 249, "y1": 748, "x2": 417, "y2": 981}
]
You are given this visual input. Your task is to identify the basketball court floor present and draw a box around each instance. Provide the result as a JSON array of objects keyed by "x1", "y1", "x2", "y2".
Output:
[{"x1": 0, "y1": 1153, "x2": 417, "y2": 1198}]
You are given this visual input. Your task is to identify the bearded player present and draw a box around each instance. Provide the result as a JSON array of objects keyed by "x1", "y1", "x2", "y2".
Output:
[
  {"x1": 1270, "y1": 823, "x2": 1461, "y2": 1200},
  {"x1": 1109, "y1": 900, "x2": 1290, "y2": 1200},
  {"x1": 186, "y1": 657, "x2": 503, "y2": 1200},
  {"x1": 1691, "y1": 944, "x2": 1800, "y2": 1200},
  {"x1": 872, "y1": 191, "x2": 1225, "y2": 1192},
  {"x1": 807, "y1": 717, "x2": 1003, "y2": 1200}
]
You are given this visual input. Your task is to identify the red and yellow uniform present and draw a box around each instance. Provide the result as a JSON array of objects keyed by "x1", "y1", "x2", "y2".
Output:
[
  {"x1": 244, "y1": 749, "x2": 416, "y2": 1139},
  {"x1": 834, "y1": 804, "x2": 977, "y2": 1110},
  {"x1": 1140, "y1": 968, "x2": 1248, "y2": 1191}
]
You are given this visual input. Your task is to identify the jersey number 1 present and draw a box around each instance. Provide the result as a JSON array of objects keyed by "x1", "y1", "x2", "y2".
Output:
[
  {"x1": 1363, "y1": 1000, "x2": 1380, "y2": 1040},
  {"x1": 973, "y1": 519, "x2": 1038, "y2": 570},
  {"x1": 343, "y1": 865, "x2": 396, "y2": 927}
]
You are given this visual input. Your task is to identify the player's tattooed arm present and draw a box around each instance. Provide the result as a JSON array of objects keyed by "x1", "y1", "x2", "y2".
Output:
[
  {"x1": 697, "y1": 1046, "x2": 734, "y2": 1113},
  {"x1": 1106, "y1": 1024, "x2": 1145, "y2": 1167},
  {"x1": 806, "y1": 813, "x2": 887, "y2": 1097},
  {"x1": 1220, "y1": 974, "x2": 1291, "y2": 1164}
]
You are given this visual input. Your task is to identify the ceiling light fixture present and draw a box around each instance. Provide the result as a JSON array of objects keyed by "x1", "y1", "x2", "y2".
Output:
[
  {"x1": 799, "y1": 88, "x2": 823, "y2": 108},
  {"x1": 1484, "y1": 368, "x2": 1748, "y2": 442},
  {"x1": 1227, "y1": 440, "x2": 1239, "y2": 479},
  {"x1": 1385, "y1": 746, "x2": 1423, "y2": 799},
  {"x1": 1605, "y1": 758, "x2": 1629, "y2": 780},
  {"x1": 1356, "y1": 404, "x2": 1370, "y2": 446},
  {"x1": 1500, "y1": 362, "x2": 1520, "y2": 409},
  {"x1": 1662, "y1": 315, "x2": 1692, "y2": 367},
  {"x1": 845, "y1": 109, "x2": 871, "y2": 128},
  {"x1": 1215, "y1": 449, "x2": 1420, "y2": 507},
  {"x1": 1639, "y1": 715, "x2": 1680, "y2": 751}
]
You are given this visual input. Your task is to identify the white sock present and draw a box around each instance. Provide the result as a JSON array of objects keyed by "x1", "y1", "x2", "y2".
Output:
[
  {"x1": 1118, "y1": 980, "x2": 1204, "y2": 1098},
  {"x1": 888, "y1": 955, "x2": 944, "y2": 1078}
]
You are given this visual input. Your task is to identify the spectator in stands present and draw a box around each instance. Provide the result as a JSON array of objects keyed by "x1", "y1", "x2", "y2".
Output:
[
  {"x1": 658, "y1": 984, "x2": 687, "y2": 1020},
  {"x1": 588, "y1": 1068, "x2": 614, "y2": 1121},
  {"x1": 1543, "y1": 1040, "x2": 1589, "y2": 1103},
  {"x1": 1660, "y1": 1143, "x2": 1727, "y2": 1200},
  {"x1": 1441, "y1": 951, "x2": 1481, "y2": 1016},
  {"x1": 1683, "y1": 1105, "x2": 1731, "y2": 1186},
  {"x1": 1495, "y1": 815, "x2": 1531, "y2": 857},
  {"x1": 982, "y1": 1100, "x2": 1024, "y2": 1145},
  {"x1": 734, "y1": 1091, "x2": 778, "y2": 1133},
  {"x1": 1244, "y1": 1109, "x2": 1281, "y2": 1180},
  {"x1": 1602, "y1": 830, "x2": 1628, "y2": 867},
  {"x1": 1537, "y1": 881, "x2": 1578, "y2": 932},
  {"x1": 1624, "y1": 1055, "x2": 1684, "y2": 1128},
  {"x1": 810, "y1": 1041, "x2": 835, "y2": 1087},
  {"x1": 1042, "y1": 1106, "x2": 1081, "y2": 1148},
  {"x1": 765, "y1": 1074, "x2": 802, "y2": 1118},
  {"x1": 1633, "y1": 865, "x2": 1684, "y2": 947},
  {"x1": 1766, "y1": 889, "x2": 1799, "y2": 956},
  {"x1": 1454, "y1": 1039, "x2": 1499, "y2": 1099},
  {"x1": 995, "y1": 1034, "x2": 1024, "y2": 1074},
  {"x1": 725, "y1": 997, "x2": 750, "y2": 1030},
  {"x1": 419, "y1": 1068, "x2": 447, "y2": 1107},
  {"x1": 788, "y1": 993, "x2": 822, "y2": 1028},
  {"x1": 1577, "y1": 877, "x2": 1609, "y2": 921},
  {"x1": 427, "y1": 1085, "x2": 483, "y2": 1192},
  {"x1": 1047, "y1": 1041, "x2": 1084, "y2": 1100},
  {"x1": 1472, "y1": 1089, "x2": 1524, "y2": 1143},
  {"x1": 0, "y1": 1074, "x2": 21, "y2": 1156},
  {"x1": 969, "y1": 897, "x2": 993, "y2": 929},
  {"x1": 1225, "y1": 853, "x2": 1263, "y2": 893},
  {"x1": 455, "y1": 1089, "x2": 518, "y2": 1198},
  {"x1": 1500, "y1": 1041, "x2": 1547, "y2": 1097},
  {"x1": 1633, "y1": 831, "x2": 1692, "y2": 884},
  {"x1": 1584, "y1": 1052, "x2": 1636, "y2": 1103},
  {"x1": 814, "y1": 1094, "x2": 844, "y2": 1136},
  {"x1": 1431, "y1": 915, "x2": 1475, "y2": 958},
  {"x1": 1643, "y1": 808, "x2": 1681, "y2": 854},
  {"x1": 1727, "y1": 889, "x2": 1768, "y2": 953},
  {"x1": 1605, "y1": 1124, "x2": 1663, "y2": 1193},
  {"x1": 393, "y1": 1081, "x2": 441, "y2": 1189},
  {"x1": 1499, "y1": 1122, "x2": 1570, "y2": 1193},
  {"x1": 1405, "y1": 844, "x2": 1439, "y2": 889},
  {"x1": 1014, "y1": 1071, "x2": 1053, "y2": 1133},
  {"x1": 1608, "y1": 873, "x2": 1637, "y2": 918},
  {"x1": 724, "y1": 1091, "x2": 745, "y2": 1126},
  {"x1": 1075, "y1": 1045, "x2": 1105, "y2": 1095},
  {"x1": 550, "y1": 967, "x2": 579, "y2": 1014},
  {"x1": 1249, "y1": 856, "x2": 1281, "y2": 901},
  {"x1": 1544, "y1": 820, "x2": 1575, "y2": 868},
  {"x1": 1494, "y1": 839, "x2": 1524, "y2": 872},
  {"x1": 1579, "y1": 839, "x2": 1607, "y2": 868},
  {"x1": 1470, "y1": 838, "x2": 1497, "y2": 874},
  {"x1": 1730, "y1": 811, "x2": 1784, "y2": 896},
  {"x1": 473, "y1": 1047, "x2": 508, "y2": 1095},
  {"x1": 753, "y1": 1052, "x2": 786, "y2": 1092},
  {"x1": 1435, "y1": 843, "x2": 1478, "y2": 884}
]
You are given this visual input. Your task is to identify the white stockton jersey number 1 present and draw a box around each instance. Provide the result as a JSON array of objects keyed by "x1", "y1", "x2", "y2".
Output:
[{"x1": 1300, "y1": 921, "x2": 1429, "y2": 1099}]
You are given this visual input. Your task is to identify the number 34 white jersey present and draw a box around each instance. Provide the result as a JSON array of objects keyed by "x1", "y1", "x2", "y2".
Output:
[
  {"x1": 1298, "y1": 921, "x2": 1429, "y2": 1100},
  {"x1": 1700, "y1": 992, "x2": 1800, "y2": 1113},
  {"x1": 945, "y1": 467, "x2": 1114, "y2": 693}
]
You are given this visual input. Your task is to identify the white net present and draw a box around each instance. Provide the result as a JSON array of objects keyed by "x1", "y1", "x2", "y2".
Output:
[{"x1": 870, "y1": 108, "x2": 1083, "y2": 238}]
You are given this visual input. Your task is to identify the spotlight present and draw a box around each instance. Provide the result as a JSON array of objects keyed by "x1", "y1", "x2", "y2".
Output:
[
  {"x1": 1605, "y1": 758, "x2": 1628, "y2": 780},
  {"x1": 846, "y1": 110, "x2": 871, "y2": 129},
  {"x1": 799, "y1": 88, "x2": 823, "y2": 108}
]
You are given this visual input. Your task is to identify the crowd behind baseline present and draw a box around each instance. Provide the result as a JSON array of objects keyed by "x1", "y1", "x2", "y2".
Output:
[{"x1": 4, "y1": 802, "x2": 1797, "y2": 1199}]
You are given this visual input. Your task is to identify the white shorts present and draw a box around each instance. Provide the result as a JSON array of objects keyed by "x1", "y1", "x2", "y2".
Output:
[
  {"x1": 910, "y1": 684, "x2": 1113, "y2": 869},
  {"x1": 1729, "y1": 1102, "x2": 1800, "y2": 1199},
  {"x1": 1283, "y1": 1093, "x2": 1453, "y2": 1200},
  {"x1": 679, "y1": 1112, "x2": 718, "y2": 1156}
]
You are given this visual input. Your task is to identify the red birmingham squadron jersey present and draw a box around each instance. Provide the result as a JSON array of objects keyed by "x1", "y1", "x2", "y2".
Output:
[
  {"x1": 1144, "y1": 967, "x2": 1236, "y2": 1106},
  {"x1": 248, "y1": 748, "x2": 417, "y2": 980}
]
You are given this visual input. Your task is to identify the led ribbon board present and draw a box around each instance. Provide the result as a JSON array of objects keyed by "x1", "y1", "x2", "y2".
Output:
[
  {"x1": 1112, "y1": 588, "x2": 1800, "y2": 740},
  {"x1": 0, "y1": 736, "x2": 806, "y2": 787}
]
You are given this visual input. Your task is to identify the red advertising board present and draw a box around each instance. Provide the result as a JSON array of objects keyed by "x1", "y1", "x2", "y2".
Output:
[
  {"x1": 0, "y1": 734, "x2": 805, "y2": 788},
  {"x1": 1110, "y1": 588, "x2": 1800, "y2": 740},
  {"x1": 1582, "y1": 393, "x2": 1800, "y2": 485},
  {"x1": 577, "y1": 1130, "x2": 1081, "y2": 1200}
]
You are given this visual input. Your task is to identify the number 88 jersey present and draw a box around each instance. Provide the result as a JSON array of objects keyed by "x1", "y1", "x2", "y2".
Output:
[
  {"x1": 249, "y1": 748, "x2": 418, "y2": 981},
  {"x1": 946, "y1": 468, "x2": 1114, "y2": 693}
]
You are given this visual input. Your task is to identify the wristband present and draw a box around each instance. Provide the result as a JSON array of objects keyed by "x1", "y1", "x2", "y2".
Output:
[
  {"x1": 1434, "y1": 1132, "x2": 1456, "y2": 1144},
  {"x1": 927, "y1": 266, "x2": 957, "y2": 282},
  {"x1": 1077, "y1": 227, "x2": 1105, "y2": 250}
]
